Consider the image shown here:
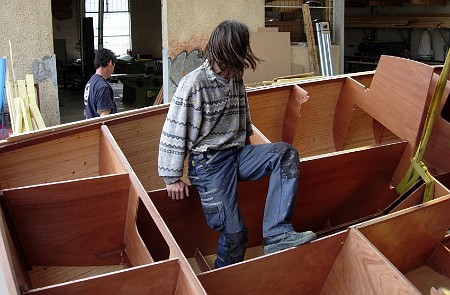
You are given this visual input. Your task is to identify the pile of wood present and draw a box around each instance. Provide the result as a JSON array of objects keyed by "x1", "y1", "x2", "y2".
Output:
[{"x1": 3, "y1": 55, "x2": 46, "y2": 135}]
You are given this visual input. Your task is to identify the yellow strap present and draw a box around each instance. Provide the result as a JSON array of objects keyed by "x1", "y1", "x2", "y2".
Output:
[{"x1": 396, "y1": 50, "x2": 450, "y2": 201}]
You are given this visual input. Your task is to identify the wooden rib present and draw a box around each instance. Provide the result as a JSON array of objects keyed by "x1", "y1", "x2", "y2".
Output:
[
  {"x1": 357, "y1": 195, "x2": 450, "y2": 274},
  {"x1": 25, "y1": 259, "x2": 181, "y2": 295},
  {"x1": 322, "y1": 228, "x2": 420, "y2": 294},
  {"x1": 282, "y1": 85, "x2": 308, "y2": 144},
  {"x1": 357, "y1": 56, "x2": 435, "y2": 184},
  {"x1": 198, "y1": 231, "x2": 347, "y2": 295},
  {"x1": 2, "y1": 174, "x2": 130, "y2": 266}
]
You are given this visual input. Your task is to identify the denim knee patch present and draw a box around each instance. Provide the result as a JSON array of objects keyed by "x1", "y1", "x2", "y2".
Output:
[
  {"x1": 215, "y1": 229, "x2": 248, "y2": 268},
  {"x1": 270, "y1": 143, "x2": 300, "y2": 179},
  {"x1": 281, "y1": 147, "x2": 300, "y2": 178},
  {"x1": 201, "y1": 200, "x2": 225, "y2": 231}
]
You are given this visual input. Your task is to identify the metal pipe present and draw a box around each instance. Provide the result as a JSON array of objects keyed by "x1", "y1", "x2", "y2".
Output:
[{"x1": 98, "y1": 0, "x2": 104, "y2": 49}]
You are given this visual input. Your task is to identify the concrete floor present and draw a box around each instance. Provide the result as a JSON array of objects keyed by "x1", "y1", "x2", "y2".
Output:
[{"x1": 59, "y1": 81, "x2": 140, "y2": 124}]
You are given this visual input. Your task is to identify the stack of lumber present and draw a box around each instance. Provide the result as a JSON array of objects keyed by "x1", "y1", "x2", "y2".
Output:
[{"x1": 4, "y1": 73, "x2": 46, "y2": 135}]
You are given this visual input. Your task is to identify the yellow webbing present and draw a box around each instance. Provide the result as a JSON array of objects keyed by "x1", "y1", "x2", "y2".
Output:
[{"x1": 396, "y1": 50, "x2": 450, "y2": 202}]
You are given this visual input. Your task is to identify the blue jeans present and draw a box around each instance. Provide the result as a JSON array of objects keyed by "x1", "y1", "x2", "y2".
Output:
[{"x1": 187, "y1": 142, "x2": 299, "y2": 268}]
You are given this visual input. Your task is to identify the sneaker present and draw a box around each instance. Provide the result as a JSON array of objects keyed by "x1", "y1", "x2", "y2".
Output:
[{"x1": 263, "y1": 231, "x2": 317, "y2": 254}]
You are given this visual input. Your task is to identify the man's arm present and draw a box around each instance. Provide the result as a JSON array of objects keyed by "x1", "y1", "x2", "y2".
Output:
[{"x1": 98, "y1": 109, "x2": 111, "y2": 116}]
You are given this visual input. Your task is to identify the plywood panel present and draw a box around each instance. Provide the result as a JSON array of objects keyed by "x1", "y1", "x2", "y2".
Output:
[
  {"x1": 25, "y1": 260, "x2": 181, "y2": 295},
  {"x1": 247, "y1": 86, "x2": 291, "y2": 143},
  {"x1": 294, "y1": 79, "x2": 347, "y2": 156},
  {"x1": 243, "y1": 29, "x2": 291, "y2": 84},
  {"x1": 358, "y1": 195, "x2": 450, "y2": 274},
  {"x1": 107, "y1": 112, "x2": 168, "y2": 191},
  {"x1": 199, "y1": 231, "x2": 347, "y2": 295},
  {"x1": 3, "y1": 174, "x2": 130, "y2": 266},
  {"x1": 321, "y1": 229, "x2": 420, "y2": 295},
  {"x1": 99, "y1": 128, "x2": 127, "y2": 175},
  {"x1": 0, "y1": 128, "x2": 101, "y2": 189},
  {"x1": 423, "y1": 73, "x2": 450, "y2": 175},
  {"x1": 295, "y1": 141, "x2": 407, "y2": 232}
]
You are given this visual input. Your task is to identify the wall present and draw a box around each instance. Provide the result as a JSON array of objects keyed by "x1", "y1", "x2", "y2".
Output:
[
  {"x1": 162, "y1": 0, "x2": 265, "y2": 101},
  {"x1": 1, "y1": 0, "x2": 60, "y2": 127},
  {"x1": 345, "y1": 1, "x2": 450, "y2": 62},
  {"x1": 52, "y1": 0, "x2": 81, "y2": 62},
  {"x1": 130, "y1": 0, "x2": 162, "y2": 59}
]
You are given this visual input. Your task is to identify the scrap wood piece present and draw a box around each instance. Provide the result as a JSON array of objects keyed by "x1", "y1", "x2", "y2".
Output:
[
  {"x1": 153, "y1": 87, "x2": 163, "y2": 106},
  {"x1": 431, "y1": 287, "x2": 450, "y2": 295},
  {"x1": 25, "y1": 74, "x2": 37, "y2": 105},
  {"x1": 19, "y1": 97, "x2": 32, "y2": 132},
  {"x1": 302, "y1": 3, "x2": 320, "y2": 75}
]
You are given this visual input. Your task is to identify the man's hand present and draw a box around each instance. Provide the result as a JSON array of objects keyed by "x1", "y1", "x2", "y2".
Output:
[{"x1": 166, "y1": 180, "x2": 190, "y2": 200}]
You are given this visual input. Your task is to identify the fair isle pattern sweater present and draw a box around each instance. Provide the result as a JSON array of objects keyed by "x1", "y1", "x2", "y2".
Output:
[{"x1": 158, "y1": 60, "x2": 253, "y2": 184}]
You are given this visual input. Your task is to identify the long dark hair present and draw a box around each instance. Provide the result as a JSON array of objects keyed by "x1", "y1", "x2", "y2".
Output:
[{"x1": 204, "y1": 20, "x2": 261, "y2": 78}]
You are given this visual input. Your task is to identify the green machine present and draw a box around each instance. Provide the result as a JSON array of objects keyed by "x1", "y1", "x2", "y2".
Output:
[
  {"x1": 119, "y1": 74, "x2": 162, "y2": 107},
  {"x1": 114, "y1": 59, "x2": 163, "y2": 107}
]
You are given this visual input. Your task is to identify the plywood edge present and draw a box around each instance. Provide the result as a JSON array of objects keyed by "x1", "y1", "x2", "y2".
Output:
[
  {"x1": 0, "y1": 201, "x2": 22, "y2": 294},
  {"x1": 249, "y1": 124, "x2": 271, "y2": 145},
  {"x1": 99, "y1": 126, "x2": 128, "y2": 175},
  {"x1": 301, "y1": 140, "x2": 407, "y2": 163}
]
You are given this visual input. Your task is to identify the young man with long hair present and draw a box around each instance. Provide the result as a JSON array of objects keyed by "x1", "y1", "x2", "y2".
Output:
[{"x1": 158, "y1": 20, "x2": 316, "y2": 268}]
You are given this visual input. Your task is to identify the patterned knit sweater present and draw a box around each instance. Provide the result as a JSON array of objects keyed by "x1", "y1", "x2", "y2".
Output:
[{"x1": 158, "y1": 60, "x2": 253, "y2": 184}]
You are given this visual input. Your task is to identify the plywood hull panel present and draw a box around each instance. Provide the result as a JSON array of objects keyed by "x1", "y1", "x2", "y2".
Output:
[{"x1": 0, "y1": 55, "x2": 449, "y2": 294}]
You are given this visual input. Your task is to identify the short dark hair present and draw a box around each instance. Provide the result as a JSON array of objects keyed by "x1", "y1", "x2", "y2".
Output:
[
  {"x1": 94, "y1": 48, "x2": 116, "y2": 69},
  {"x1": 204, "y1": 20, "x2": 260, "y2": 78}
]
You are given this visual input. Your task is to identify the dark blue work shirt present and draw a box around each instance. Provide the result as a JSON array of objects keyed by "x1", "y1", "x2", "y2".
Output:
[{"x1": 83, "y1": 74, "x2": 116, "y2": 119}]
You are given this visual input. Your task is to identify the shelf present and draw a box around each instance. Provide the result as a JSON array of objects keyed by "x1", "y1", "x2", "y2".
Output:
[{"x1": 346, "y1": 14, "x2": 450, "y2": 29}]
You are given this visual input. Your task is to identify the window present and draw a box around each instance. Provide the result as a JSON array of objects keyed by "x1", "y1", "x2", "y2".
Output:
[
  {"x1": 85, "y1": 0, "x2": 131, "y2": 55},
  {"x1": 265, "y1": 0, "x2": 333, "y2": 43}
]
